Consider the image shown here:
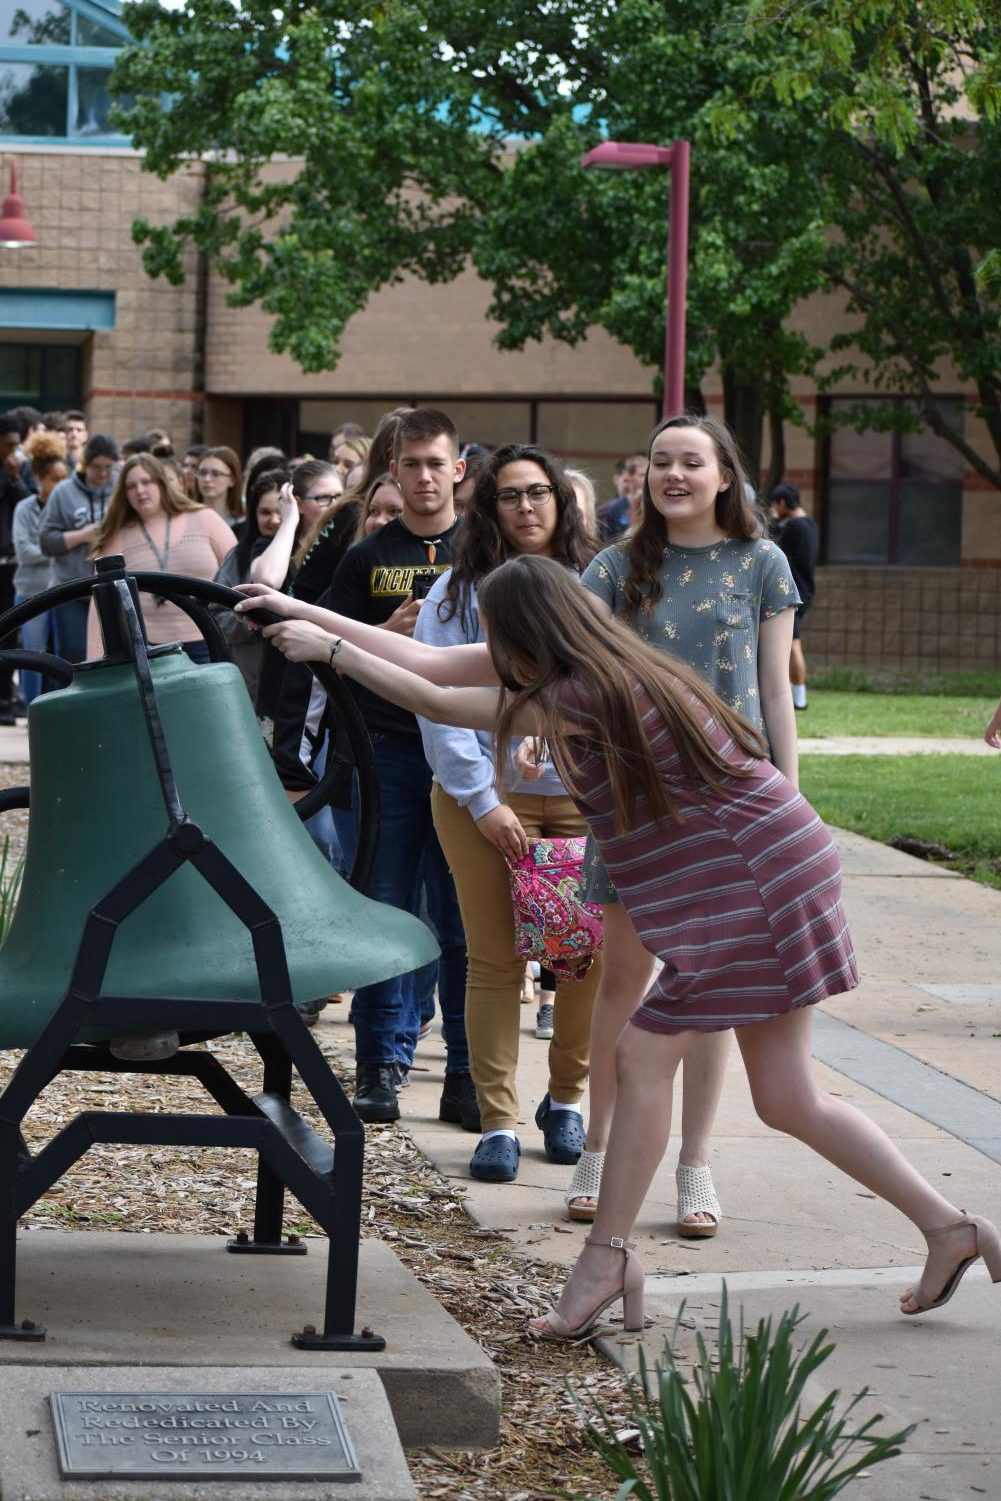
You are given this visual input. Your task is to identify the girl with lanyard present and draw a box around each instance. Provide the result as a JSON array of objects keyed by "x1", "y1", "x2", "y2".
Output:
[
  {"x1": 560, "y1": 414, "x2": 800, "y2": 1232},
  {"x1": 244, "y1": 555, "x2": 1001, "y2": 1334},
  {"x1": 87, "y1": 453, "x2": 236, "y2": 663}
]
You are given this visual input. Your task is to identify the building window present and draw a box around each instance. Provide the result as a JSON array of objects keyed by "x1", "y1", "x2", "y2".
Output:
[
  {"x1": 823, "y1": 398, "x2": 964, "y2": 566},
  {"x1": 0, "y1": 341, "x2": 82, "y2": 410},
  {"x1": 0, "y1": 0, "x2": 128, "y2": 143}
]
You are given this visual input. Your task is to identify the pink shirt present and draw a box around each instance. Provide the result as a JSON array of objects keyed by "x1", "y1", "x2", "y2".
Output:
[{"x1": 87, "y1": 507, "x2": 236, "y2": 655}]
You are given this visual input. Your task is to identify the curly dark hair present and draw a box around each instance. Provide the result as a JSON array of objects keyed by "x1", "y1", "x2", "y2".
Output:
[
  {"x1": 622, "y1": 414, "x2": 760, "y2": 615},
  {"x1": 438, "y1": 443, "x2": 595, "y2": 628}
]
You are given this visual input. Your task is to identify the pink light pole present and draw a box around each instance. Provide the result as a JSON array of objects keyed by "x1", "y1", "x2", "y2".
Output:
[{"x1": 580, "y1": 139, "x2": 690, "y2": 417}]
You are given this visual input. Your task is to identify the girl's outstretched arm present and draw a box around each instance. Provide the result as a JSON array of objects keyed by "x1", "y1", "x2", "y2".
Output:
[
  {"x1": 264, "y1": 618, "x2": 540, "y2": 734},
  {"x1": 758, "y1": 609, "x2": 798, "y2": 785},
  {"x1": 235, "y1": 582, "x2": 497, "y2": 686}
]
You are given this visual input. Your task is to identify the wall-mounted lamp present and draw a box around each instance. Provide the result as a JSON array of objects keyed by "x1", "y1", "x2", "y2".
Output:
[{"x1": 0, "y1": 162, "x2": 38, "y2": 249}]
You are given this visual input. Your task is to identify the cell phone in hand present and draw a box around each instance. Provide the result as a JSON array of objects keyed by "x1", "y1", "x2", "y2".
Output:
[{"x1": 412, "y1": 575, "x2": 435, "y2": 600}]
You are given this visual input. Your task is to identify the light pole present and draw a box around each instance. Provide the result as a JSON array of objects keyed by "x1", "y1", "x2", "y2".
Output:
[{"x1": 580, "y1": 139, "x2": 690, "y2": 417}]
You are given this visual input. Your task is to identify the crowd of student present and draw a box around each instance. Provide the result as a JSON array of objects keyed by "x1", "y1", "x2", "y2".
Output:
[{"x1": 3, "y1": 397, "x2": 999, "y2": 1332}]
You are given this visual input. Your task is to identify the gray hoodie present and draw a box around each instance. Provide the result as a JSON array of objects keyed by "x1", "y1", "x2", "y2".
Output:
[
  {"x1": 413, "y1": 571, "x2": 564, "y2": 819},
  {"x1": 39, "y1": 470, "x2": 115, "y2": 585}
]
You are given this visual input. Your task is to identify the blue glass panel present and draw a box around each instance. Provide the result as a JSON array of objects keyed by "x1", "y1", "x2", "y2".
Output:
[
  {"x1": 0, "y1": 0, "x2": 70, "y2": 44},
  {"x1": 0, "y1": 58, "x2": 67, "y2": 133},
  {"x1": 73, "y1": 62, "x2": 111, "y2": 133},
  {"x1": 75, "y1": 12, "x2": 120, "y2": 46}
]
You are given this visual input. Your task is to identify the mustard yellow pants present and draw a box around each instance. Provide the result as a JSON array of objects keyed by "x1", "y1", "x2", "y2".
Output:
[{"x1": 431, "y1": 785, "x2": 601, "y2": 1133}]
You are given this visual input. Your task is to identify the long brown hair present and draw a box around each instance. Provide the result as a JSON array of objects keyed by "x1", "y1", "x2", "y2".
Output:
[
  {"x1": 199, "y1": 445, "x2": 243, "y2": 520},
  {"x1": 440, "y1": 443, "x2": 594, "y2": 627},
  {"x1": 478, "y1": 556, "x2": 765, "y2": 834},
  {"x1": 90, "y1": 453, "x2": 203, "y2": 554},
  {"x1": 622, "y1": 413, "x2": 760, "y2": 615}
]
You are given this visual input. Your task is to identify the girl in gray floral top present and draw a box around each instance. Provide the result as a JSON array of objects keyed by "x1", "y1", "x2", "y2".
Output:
[{"x1": 563, "y1": 415, "x2": 800, "y2": 1230}]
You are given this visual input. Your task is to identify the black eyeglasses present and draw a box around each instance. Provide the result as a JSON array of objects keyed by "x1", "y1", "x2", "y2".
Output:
[
  {"x1": 495, "y1": 483, "x2": 555, "y2": 509},
  {"x1": 302, "y1": 492, "x2": 340, "y2": 505}
]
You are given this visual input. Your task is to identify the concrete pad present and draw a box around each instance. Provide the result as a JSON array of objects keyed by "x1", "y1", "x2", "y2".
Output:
[
  {"x1": 800, "y1": 735, "x2": 995, "y2": 756},
  {"x1": 611, "y1": 1268, "x2": 1001, "y2": 1500},
  {"x1": 4, "y1": 1233, "x2": 499, "y2": 1449},
  {"x1": 0, "y1": 1365, "x2": 415, "y2": 1501}
]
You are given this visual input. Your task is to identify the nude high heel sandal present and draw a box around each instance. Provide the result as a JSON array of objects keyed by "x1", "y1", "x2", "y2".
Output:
[
  {"x1": 529, "y1": 1236, "x2": 644, "y2": 1341},
  {"x1": 902, "y1": 1213, "x2": 1001, "y2": 1314}
]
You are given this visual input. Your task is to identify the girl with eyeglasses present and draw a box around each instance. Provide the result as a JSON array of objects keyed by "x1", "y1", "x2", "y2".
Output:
[
  {"x1": 244, "y1": 552, "x2": 1001, "y2": 1337},
  {"x1": 410, "y1": 444, "x2": 600, "y2": 1183},
  {"x1": 195, "y1": 446, "x2": 243, "y2": 526},
  {"x1": 250, "y1": 460, "x2": 343, "y2": 592}
]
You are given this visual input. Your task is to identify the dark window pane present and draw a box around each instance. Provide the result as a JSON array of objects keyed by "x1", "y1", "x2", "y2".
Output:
[
  {"x1": 75, "y1": 14, "x2": 123, "y2": 47},
  {"x1": 0, "y1": 345, "x2": 41, "y2": 402},
  {"x1": 895, "y1": 482, "x2": 962, "y2": 565},
  {"x1": 0, "y1": 0, "x2": 70, "y2": 44},
  {"x1": 900, "y1": 419, "x2": 964, "y2": 482},
  {"x1": 43, "y1": 345, "x2": 81, "y2": 406},
  {"x1": 828, "y1": 417, "x2": 893, "y2": 481},
  {"x1": 74, "y1": 65, "x2": 115, "y2": 134},
  {"x1": 826, "y1": 483, "x2": 891, "y2": 564},
  {"x1": 0, "y1": 60, "x2": 67, "y2": 134}
]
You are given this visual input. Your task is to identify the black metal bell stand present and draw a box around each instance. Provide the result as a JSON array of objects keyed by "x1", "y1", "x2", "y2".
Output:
[{"x1": 0, "y1": 559, "x2": 387, "y2": 1350}]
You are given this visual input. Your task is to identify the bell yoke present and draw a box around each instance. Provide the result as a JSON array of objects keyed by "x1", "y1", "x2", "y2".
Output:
[{"x1": 0, "y1": 556, "x2": 437, "y2": 1350}]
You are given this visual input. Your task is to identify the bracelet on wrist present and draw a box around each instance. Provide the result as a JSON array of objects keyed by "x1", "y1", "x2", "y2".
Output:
[{"x1": 328, "y1": 637, "x2": 344, "y2": 667}]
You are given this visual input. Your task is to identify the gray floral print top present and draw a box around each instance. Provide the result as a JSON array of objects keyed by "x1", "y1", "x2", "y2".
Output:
[{"x1": 581, "y1": 538, "x2": 799, "y2": 733}]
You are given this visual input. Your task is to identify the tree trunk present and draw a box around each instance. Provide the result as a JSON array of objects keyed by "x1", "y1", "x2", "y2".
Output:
[
  {"x1": 722, "y1": 365, "x2": 764, "y2": 485},
  {"x1": 763, "y1": 400, "x2": 785, "y2": 497}
]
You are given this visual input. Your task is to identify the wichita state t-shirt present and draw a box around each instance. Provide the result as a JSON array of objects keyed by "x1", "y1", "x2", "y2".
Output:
[{"x1": 329, "y1": 515, "x2": 463, "y2": 737}]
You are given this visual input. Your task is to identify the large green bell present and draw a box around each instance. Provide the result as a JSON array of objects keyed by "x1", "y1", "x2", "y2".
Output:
[{"x1": 0, "y1": 650, "x2": 438, "y2": 1049}]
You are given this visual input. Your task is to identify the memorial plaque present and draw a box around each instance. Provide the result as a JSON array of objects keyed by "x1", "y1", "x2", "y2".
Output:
[{"x1": 50, "y1": 1391, "x2": 360, "y2": 1481}]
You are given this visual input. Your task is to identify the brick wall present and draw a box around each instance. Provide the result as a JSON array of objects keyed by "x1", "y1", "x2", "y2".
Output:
[
  {"x1": 806, "y1": 566, "x2": 1001, "y2": 674},
  {"x1": 0, "y1": 149, "x2": 206, "y2": 452}
]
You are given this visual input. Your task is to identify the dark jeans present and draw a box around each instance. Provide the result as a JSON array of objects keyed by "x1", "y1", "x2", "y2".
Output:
[
  {"x1": 0, "y1": 561, "x2": 14, "y2": 699},
  {"x1": 350, "y1": 730, "x2": 467, "y2": 1072},
  {"x1": 50, "y1": 597, "x2": 90, "y2": 665}
]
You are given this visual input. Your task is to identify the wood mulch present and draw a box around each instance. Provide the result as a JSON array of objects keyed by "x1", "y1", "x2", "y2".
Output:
[{"x1": 0, "y1": 762, "x2": 635, "y2": 1501}]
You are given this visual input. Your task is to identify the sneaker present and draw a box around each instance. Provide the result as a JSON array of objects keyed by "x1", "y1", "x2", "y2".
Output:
[
  {"x1": 392, "y1": 1062, "x2": 411, "y2": 1090},
  {"x1": 535, "y1": 1003, "x2": 554, "y2": 1040},
  {"x1": 418, "y1": 1018, "x2": 433, "y2": 1040},
  {"x1": 439, "y1": 1071, "x2": 481, "y2": 1132},
  {"x1": 352, "y1": 1062, "x2": 400, "y2": 1123}
]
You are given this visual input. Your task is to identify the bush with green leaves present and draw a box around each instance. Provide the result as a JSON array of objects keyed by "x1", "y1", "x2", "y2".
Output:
[
  {"x1": 572, "y1": 1286, "x2": 912, "y2": 1501},
  {"x1": 0, "y1": 836, "x2": 24, "y2": 948}
]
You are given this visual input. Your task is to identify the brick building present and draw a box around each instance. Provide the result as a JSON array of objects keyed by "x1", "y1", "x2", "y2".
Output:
[{"x1": 1, "y1": 0, "x2": 998, "y2": 673}]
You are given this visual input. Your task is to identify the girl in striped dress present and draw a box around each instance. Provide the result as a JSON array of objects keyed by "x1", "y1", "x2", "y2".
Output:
[{"x1": 246, "y1": 553, "x2": 1001, "y2": 1337}]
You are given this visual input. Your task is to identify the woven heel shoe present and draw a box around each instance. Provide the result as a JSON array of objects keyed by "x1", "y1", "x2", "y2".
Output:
[
  {"x1": 676, "y1": 1161, "x2": 721, "y2": 1239},
  {"x1": 530, "y1": 1236, "x2": 644, "y2": 1340},
  {"x1": 565, "y1": 1150, "x2": 604, "y2": 1222}
]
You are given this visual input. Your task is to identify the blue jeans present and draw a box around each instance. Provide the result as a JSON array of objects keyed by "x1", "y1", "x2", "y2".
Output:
[
  {"x1": 50, "y1": 598, "x2": 90, "y2": 665},
  {"x1": 13, "y1": 594, "x2": 51, "y2": 705},
  {"x1": 350, "y1": 731, "x2": 467, "y2": 1072}
]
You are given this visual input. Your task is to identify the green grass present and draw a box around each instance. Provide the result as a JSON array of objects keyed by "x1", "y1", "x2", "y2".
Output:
[
  {"x1": 803, "y1": 688, "x2": 995, "y2": 739},
  {"x1": 800, "y1": 754, "x2": 1001, "y2": 890},
  {"x1": 812, "y1": 668, "x2": 1001, "y2": 697}
]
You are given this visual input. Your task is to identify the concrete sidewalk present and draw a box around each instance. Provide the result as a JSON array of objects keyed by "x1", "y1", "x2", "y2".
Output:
[{"x1": 354, "y1": 827, "x2": 1001, "y2": 1499}]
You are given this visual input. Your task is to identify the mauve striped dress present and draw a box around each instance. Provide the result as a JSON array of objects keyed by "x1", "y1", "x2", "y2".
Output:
[{"x1": 561, "y1": 684, "x2": 860, "y2": 1033}]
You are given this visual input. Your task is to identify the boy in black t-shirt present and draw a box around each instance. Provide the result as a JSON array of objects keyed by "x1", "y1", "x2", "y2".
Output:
[
  {"x1": 773, "y1": 482, "x2": 819, "y2": 712},
  {"x1": 329, "y1": 410, "x2": 473, "y2": 1127}
]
